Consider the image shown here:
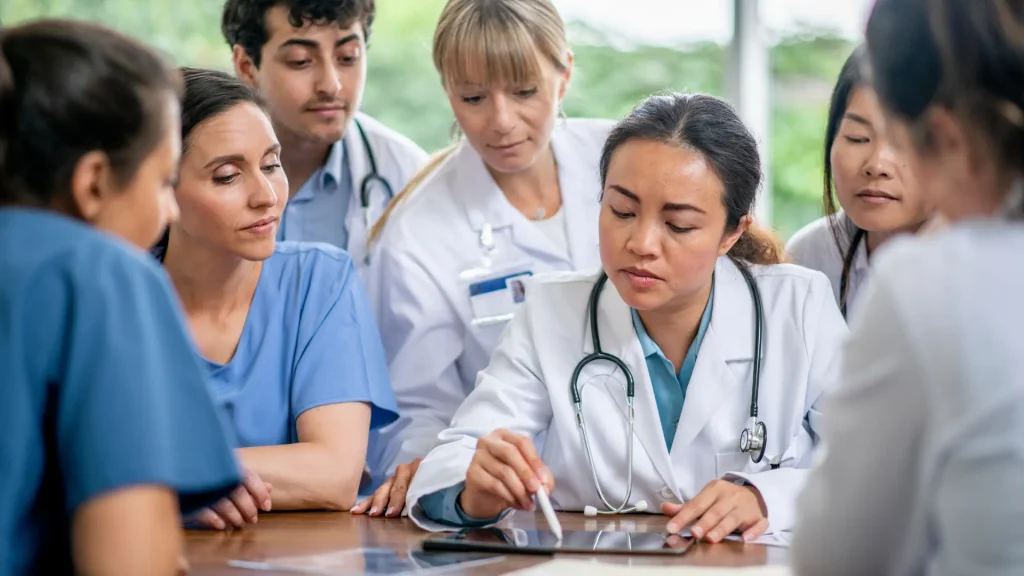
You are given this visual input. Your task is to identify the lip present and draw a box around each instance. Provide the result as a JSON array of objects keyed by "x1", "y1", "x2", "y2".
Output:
[
  {"x1": 307, "y1": 105, "x2": 346, "y2": 118},
  {"x1": 242, "y1": 216, "x2": 278, "y2": 234},
  {"x1": 855, "y1": 188, "x2": 898, "y2": 204},
  {"x1": 489, "y1": 140, "x2": 527, "y2": 153},
  {"x1": 621, "y1": 266, "x2": 664, "y2": 290}
]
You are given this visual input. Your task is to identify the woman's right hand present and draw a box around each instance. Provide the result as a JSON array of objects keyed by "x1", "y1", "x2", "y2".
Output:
[{"x1": 458, "y1": 429, "x2": 554, "y2": 520}]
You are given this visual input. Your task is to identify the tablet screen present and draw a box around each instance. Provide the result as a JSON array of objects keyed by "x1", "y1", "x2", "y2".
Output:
[{"x1": 423, "y1": 528, "x2": 692, "y2": 556}]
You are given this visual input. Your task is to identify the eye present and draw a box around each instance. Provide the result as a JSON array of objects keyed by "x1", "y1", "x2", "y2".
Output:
[
  {"x1": 844, "y1": 135, "x2": 869, "y2": 144},
  {"x1": 610, "y1": 207, "x2": 633, "y2": 220},
  {"x1": 667, "y1": 223, "x2": 696, "y2": 234},
  {"x1": 338, "y1": 49, "x2": 362, "y2": 65},
  {"x1": 287, "y1": 59, "x2": 312, "y2": 69},
  {"x1": 460, "y1": 95, "x2": 483, "y2": 104},
  {"x1": 262, "y1": 163, "x2": 282, "y2": 174},
  {"x1": 515, "y1": 87, "x2": 538, "y2": 98},
  {"x1": 213, "y1": 171, "x2": 240, "y2": 185}
]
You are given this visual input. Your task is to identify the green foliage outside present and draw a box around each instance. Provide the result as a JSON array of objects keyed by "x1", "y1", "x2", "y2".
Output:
[{"x1": 2, "y1": 0, "x2": 854, "y2": 237}]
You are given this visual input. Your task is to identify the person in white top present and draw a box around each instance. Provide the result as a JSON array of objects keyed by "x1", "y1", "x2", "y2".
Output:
[
  {"x1": 404, "y1": 92, "x2": 846, "y2": 540},
  {"x1": 785, "y1": 46, "x2": 933, "y2": 318},
  {"x1": 793, "y1": 1, "x2": 1024, "y2": 574},
  {"x1": 351, "y1": 0, "x2": 614, "y2": 517}
]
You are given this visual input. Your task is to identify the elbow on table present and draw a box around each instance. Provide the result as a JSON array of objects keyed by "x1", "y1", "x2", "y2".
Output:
[{"x1": 320, "y1": 470, "x2": 363, "y2": 511}]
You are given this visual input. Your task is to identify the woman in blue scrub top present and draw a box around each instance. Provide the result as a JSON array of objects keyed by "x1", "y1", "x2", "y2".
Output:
[
  {"x1": 0, "y1": 21, "x2": 240, "y2": 575},
  {"x1": 153, "y1": 68, "x2": 399, "y2": 530}
]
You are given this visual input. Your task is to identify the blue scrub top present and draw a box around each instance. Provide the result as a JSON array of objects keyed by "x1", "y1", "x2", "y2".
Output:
[
  {"x1": 203, "y1": 242, "x2": 399, "y2": 447},
  {"x1": 0, "y1": 208, "x2": 240, "y2": 575}
]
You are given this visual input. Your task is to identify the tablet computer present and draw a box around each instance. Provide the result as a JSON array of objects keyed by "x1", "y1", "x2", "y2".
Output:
[{"x1": 421, "y1": 528, "x2": 692, "y2": 556}]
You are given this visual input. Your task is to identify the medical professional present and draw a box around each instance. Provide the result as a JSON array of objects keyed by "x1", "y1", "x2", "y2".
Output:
[
  {"x1": 405, "y1": 92, "x2": 848, "y2": 542},
  {"x1": 786, "y1": 46, "x2": 933, "y2": 318},
  {"x1": 794, "y1": 1, "x2": 1024, "y2": 574},
  {"x1": 353, "y1": 0, "x2": 615, "y2": 517},
  {"x1": 222, "y1": 0, "x2": 427, "y2": 272},
  {"x1": 0, "y1": 22, "x2": 239, "y2": 575},
  {"x1": 153, "y1": 68, "x2": 398, "y2": 530}
]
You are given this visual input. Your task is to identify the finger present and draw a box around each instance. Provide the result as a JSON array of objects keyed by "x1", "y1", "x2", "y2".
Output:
[
  {"x1": 479, "y1": 449, "x2": 534, "y2": 510},
  {"x1": 367, "y1": 479, "x2": 395, "y2": 517},
  {"x1": 500, "y1": 431, "x2": 552, "y2": 489},
  {"x1": 242, "y1": 471, "x2": 272, "y2": 512},
  {"x1": 350, "y1": 493, "x2": 376, "y2": 514},
  {"x1": 194, "y1": 507, "x2": 227, "y2": 531},
  {"x1": 665, "y1": 482, "x2": 725, "y2": 534},
  {"x1": 705, "y1": 509, "x2": 747, "y2": 543},
  {"x1": 177, "y1": 553, "x2": 190, "y2": 574},
  {"x1": 661, "y1": 502, "x2": 683, "y2": 517},
  {"x1": 742, "y1": 517, "x2": 770, "y2": 542},
  {"x1": 689, "y1": 499, "x2": 738, "y2": 541},
  {"x1": 486, "y1": 437, "x2": 541, "y2": 497},
  {"x1": 466, "y1": 465, "x2": 518, "y2": 511},
  {"x1": 229, "y1": 485, "x2": 259, "y2": 523},
  {"x1": 386, "y1": 466, "x2": 414, "y2": 517},
  {"x1": 212, "y1": 499, "x2": 246, "y2": 529}
]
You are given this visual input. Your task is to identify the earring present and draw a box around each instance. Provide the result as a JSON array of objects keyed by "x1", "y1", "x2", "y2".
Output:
[
  {"x1": 450, "y1": 119, "x2": 463, "y2": 141},
  {"x1": 558, "y1": 101, "x2": 568, "y2": 124}
]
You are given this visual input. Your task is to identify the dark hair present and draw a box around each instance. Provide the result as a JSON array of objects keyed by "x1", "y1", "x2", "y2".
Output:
[
  {"x1": 0, "y1": 20, "x2": 180, "y2": 208},
  {"x1": 599, "y1": 92, "x2": 784, "y2": 265},
  {"x1": 151, "y1": 68, "x2": 265, "y2": 261},
  {"x1": 222, "y1": 0, "x2": 376, "y2": 67},
  {"x1": 823, "y1": 47, "x2": 869, "y2": 312},
  {"x1": 867, "y1": 0, "x2": 1024, "y2": 181}
]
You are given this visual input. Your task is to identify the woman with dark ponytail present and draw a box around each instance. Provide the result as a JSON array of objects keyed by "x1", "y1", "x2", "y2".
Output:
[
  {"x1": 404, "y1": 92, "x2": 847, "y2": 544},
  {"x1": 795, "y1": 1, "x2": 1024, "y2": 574},
  {"x1": 0, "y1": 21, "x2": 239, "y2": 575}
]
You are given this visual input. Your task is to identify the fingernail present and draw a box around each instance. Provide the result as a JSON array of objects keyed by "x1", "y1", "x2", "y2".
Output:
[
  {"x1": 214, "y1": 519, "x2": 226, "y2": 530},
  {"x1": 349, "y1": 505, "x2": 360, "y2": 513},
  {"x1": 666, "y1": 523, "x2": 679, "y2": 534},
  {"x1": 263, "y1": 499, "x2": 272, "y2": 512},
  {"x1": 251, "y1": 515, "x2": 258, "y2": 524},
  {"x1": 369, "y1": 507, "x2": 379, "y2": 516},
  {"x1": 386, "y1": 507, "x2": 396, "y2": 516},
  {"x1": 709, "y1": 531, "x2": 719, "y2": 541},
  {"x1": 691, "y1": 526, "x2": 704, "y2": 538}
]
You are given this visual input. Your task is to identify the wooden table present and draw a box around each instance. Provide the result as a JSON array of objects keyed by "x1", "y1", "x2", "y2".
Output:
[{"x1": 186, "y1": 511, "x2": 788, "y2": 574}]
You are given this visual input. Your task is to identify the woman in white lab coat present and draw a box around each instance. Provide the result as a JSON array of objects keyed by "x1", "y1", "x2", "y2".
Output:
[
  {"x1": 352, "y1": 0, "x2": 613, "y2": 516},
  {"x1": 786, "y1": 46, "x2": 933, "y2": 318},
  {"x1": 793, "y1": 1, "x2": 1024, "y2": 574},
  {"x1": 405, "y1": 92, "x2": 848, "y2": 542}
]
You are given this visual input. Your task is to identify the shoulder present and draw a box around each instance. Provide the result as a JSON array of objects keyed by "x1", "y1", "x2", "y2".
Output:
[
  {"x1": 523, "y1": 269, "x2": 603, "y2": 307},
  {"x1": 353, "y1": 113, "x2": 427, "y2": 163},
  {"x1": 374, "y1": 146, "x2": 466, "y2": 251},
  {"x1": 270, "y1": 241, "x2": 357, "y2": 292},
  {"x1": 741, "y1": 260, "x2": 836, "y2": 313},
  {"x1": 785, "y1": 215, "x2": 845, "y2": 270}
]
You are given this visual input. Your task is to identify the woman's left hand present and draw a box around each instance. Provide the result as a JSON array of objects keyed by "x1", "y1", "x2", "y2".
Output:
[{"x1": 662, "y1": 479, "x2": 768, "y2": 543}]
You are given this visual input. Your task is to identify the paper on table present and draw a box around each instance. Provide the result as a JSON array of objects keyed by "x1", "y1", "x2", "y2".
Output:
[{"x1": 502, "y1": 558, "x2": 793, "y2": 576}]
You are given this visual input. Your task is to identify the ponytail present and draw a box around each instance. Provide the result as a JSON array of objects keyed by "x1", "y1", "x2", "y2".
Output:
[
  {"x1": 367, "y1": 143, "x2": 459, "y2": 246},
  {"x1": 728, "y1": 223, "x2": 785, "y2": 266}
]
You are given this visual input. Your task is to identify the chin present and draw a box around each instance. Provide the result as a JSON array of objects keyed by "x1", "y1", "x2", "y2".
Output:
[
  {"x1": 237, "y1": 242, "x2": 276, "y2": 262},
  {"x1": 608, "y1": 274, "x2": 667, "y2": 312}
]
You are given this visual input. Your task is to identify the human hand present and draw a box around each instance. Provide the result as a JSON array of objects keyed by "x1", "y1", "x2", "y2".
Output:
[
  {"x1": 189, "y1": 469, "x2": 272, "y2": 530},
  {"x1": 662, "y1": 479, "x2": 768, "y2": 543},
  {"x1": 458, "y1": 429, "x2": 553, "y2": 520},
  {"x1": 351, "y1": 458, "x2": 422, "y2": 517}
]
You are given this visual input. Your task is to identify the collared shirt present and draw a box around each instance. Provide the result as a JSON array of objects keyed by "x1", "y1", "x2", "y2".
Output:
[
  {"x1": 277, "y1": 139, "x2": 355, "y2": 250},
  {"x1": 631, "y1": 286, "x2": 714, "y2": 451},
  {"x1": 418, "y1": 283, "x2": 714, "y2": 527}
]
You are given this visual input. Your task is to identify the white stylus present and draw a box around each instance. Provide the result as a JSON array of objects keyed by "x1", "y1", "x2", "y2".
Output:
[{"x1": 534, "y1": 487, "x2": 562, "y2": 540}]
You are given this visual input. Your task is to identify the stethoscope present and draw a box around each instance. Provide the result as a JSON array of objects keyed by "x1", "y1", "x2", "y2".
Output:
[
  {"x1": 353, "y1": 118, "x2": 394, "y2": 230},
  {"x1": 571, "y1": 260, "x2": 768, "y2": 516}
]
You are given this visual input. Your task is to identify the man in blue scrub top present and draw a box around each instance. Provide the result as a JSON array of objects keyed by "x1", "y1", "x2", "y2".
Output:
[{"x1": 221, "y1": 0, "x2": 427, "y2": 269}]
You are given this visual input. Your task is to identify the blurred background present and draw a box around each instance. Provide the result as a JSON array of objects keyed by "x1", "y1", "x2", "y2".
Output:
[{"x1": 1, "y1": 0, "x2": 868, "y2": 238}]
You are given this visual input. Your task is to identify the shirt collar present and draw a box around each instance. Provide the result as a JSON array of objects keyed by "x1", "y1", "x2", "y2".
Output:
[{"x1": 318, "y1": 138, "x2": 346, "y2": 191}]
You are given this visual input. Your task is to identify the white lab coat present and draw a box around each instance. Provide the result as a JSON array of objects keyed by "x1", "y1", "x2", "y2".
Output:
[
  {"x1": 343, "y1": 113, "x2": 428, "y2": 274},
  {"x1": 793, "y1": 221, "x2": 1024, "y2": 576},
  {"x1": 786, "y1": 212, "x2": 868, "y2": 317},
  {"x1": 406, "y1": 258, "x2": 848, "y2": 534},
  {"x1": 365, "y1": 118, "x2": 615, "y2": 482}
]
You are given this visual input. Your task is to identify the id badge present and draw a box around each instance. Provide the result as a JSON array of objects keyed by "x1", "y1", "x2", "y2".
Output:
[{"x1": 460, "y1": 260, "x2": 533, "y2": 327}]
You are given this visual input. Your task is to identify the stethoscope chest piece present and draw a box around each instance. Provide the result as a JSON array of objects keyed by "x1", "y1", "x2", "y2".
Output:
[{"x1": 739, "y1": 418, "x2": 767, "y2": 463}]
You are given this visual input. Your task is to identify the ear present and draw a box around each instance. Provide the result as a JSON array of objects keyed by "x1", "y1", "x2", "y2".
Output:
[
  {"x1": 718, "y1": 215, "x2": 752, "y2": 257},
  {"x1": 233, "y1": 45, "x2": 260, "y2": 89},
  {"x1": 69, "y1": 151, "x2": 115, "y2": 223},
  {"x1": 924, "y1": 106, "x2": 976, "y2": 175},
  {"x1": 557, "y1": 51, "x2": 574, "y2": 102}
]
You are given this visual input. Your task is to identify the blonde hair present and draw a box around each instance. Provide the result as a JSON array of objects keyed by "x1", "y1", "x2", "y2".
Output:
[{"x1": 367, "y1": 0, "x2": 572, "y2": 246}]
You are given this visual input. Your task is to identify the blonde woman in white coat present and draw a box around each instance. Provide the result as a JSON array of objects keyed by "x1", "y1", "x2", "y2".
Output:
[
  {"x1": 352, "y1": 0, "x2": 613, "y2": 517},
  {"x1": 405, "y1": 93, "x2": 847, "y2": 542}
]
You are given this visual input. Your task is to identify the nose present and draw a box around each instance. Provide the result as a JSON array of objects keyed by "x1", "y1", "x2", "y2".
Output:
[
  {"x1": 249, "y1": 170, "x2": 279, "y2": 209},
  {"x1": 863, "y1": 139, "x2": 898, "y2": 179},
  {"x1": 315, "y1": 60, "x2": 342, "y2": 96},
  {"x1": 490, "y1": 93, "x2": 515, "y2": 135},
  {"x1": 162, "y1": 188, "x2": 180, "y2": 226},
  {"x1": 623, "y1": 217, "x2": 659, "y2": 258}
]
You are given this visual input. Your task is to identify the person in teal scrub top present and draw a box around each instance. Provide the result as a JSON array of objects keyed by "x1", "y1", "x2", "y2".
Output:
[
  {"x1": 0, "y1": 21, "x2": 240, "y2": 576},
  {"x1": 152, "y1": 68, "x2": 399, "y2": 530}
]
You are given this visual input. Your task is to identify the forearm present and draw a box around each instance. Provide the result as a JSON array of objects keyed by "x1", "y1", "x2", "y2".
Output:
[{"x1": 239, "y1": 443, "x2": 364, "y2": 511}]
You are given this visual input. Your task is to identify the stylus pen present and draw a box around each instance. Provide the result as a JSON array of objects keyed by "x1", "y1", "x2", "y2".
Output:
[{"x1": 534, "y1": 487, "x2": 562, "y2": 540}]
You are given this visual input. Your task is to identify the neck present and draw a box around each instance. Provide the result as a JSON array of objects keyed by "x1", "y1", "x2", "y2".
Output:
[
  {"x1": 277, "y1": 121, "x2": 334, "y2": 200},
  {"x1": 489, "y1": 144, "x2": 562, "y2": 220},
  {"x1": 163, "y1": 235, "x2": 263, "y2": 317},
  {"x1": 637, "y1": 280, "x2": 713, "y2": 373},
  {"x1": 864, "y1": 219, "x2": 927, "y2": 256}
]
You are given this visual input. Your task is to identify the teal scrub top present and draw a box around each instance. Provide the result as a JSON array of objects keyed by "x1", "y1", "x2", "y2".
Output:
[
  {"x1": 0, "y1": 208, "x2": 240, "y2": 575},
  {"x1": 200, "y1": 242, "x2": 399, "y2": 447}
]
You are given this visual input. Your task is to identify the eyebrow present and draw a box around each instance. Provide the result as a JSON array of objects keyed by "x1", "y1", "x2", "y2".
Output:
[
  {"x1": 843, "y1": 112, "x2": 872, "y2": 127},
  {"x1": 609, "y1": 185, "x2": 706, "y2": 214},
  {"x1": 278, "y1": 33, "x2": 361, "y2": 51},
  {"x1": 203, "y1": 144, "x2": 281, "y2": 169}
]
